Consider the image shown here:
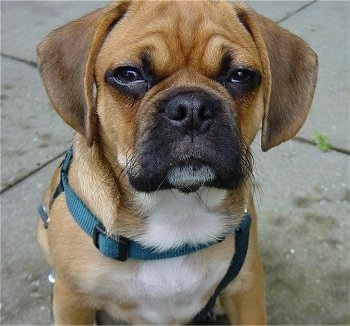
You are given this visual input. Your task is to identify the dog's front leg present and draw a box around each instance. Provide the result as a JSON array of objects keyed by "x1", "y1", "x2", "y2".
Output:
[
  {"x1": 220, "y1": 280, "x2": 267, "y2": 326},
  {"x1": 53, "y1": 276, "x2": 96, "y2": 325},
  {"x1": 220, "y1": 260, "x2": 267, "y2": 325}
]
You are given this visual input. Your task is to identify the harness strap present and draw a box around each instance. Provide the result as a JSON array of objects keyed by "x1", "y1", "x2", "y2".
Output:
[{"x1": 194, "y1": 213, "x2": 251, "y2": 321}]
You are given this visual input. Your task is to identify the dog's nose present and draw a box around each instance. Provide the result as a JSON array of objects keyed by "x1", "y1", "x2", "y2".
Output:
[{"x1": 162, "y1": 92, "x2": 217, "y2": 131}]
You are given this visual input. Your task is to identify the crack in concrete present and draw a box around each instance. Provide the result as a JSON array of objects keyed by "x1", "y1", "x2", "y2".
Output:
[
  {"x1": 293, "y1": 137, "x2": 350, "y2": 155},
  {"x1": 0, "y1": 151, "x2": 66, "y2": 195},
  {"x1": 1, "y1": 53, "x2": 37, "y2": 68},
  {"x1": 276, "y1": 0, "x2": 318, "y2": 24}
]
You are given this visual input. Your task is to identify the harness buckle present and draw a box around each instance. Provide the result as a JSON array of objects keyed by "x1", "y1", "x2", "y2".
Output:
[
  {"x1": 92, "y1": 223, "x2": 106, "y2": 249},
  {"x1": 38, "y1": 204, "x2": 50, "y2": 229},
  {"x1": 116, "y1": 236, "x2": 129, "y2": 262},
  {"x1": 92, "y1": 223, "x2": 129, "y2": 262}
]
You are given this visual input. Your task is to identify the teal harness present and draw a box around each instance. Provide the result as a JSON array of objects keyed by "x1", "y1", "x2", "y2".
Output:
[{"x1": 38, "y1": 148, "x2": 251, "y2": 321}]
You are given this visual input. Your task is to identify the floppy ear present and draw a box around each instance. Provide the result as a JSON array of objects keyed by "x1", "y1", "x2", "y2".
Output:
[
  {"x1": 37, "y1": 1, "x2": 130, "y2": 146},
  {"x1": 234, "y1": 4, "x2": 318, "y2": 151}
]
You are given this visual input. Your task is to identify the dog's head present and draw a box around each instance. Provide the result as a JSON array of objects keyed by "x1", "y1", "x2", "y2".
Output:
[{"x1": 38, "y1": 0, "x2": 317, "y2": 193}]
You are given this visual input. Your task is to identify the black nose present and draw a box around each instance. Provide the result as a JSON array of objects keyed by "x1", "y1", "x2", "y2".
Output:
[{"x1": 162, "y1": 90, "x2": 219, "y2": 132}]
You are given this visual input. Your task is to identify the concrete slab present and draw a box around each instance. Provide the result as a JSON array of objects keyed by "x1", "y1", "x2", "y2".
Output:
[
  {"x1": 1, "y1": 1, "x2": 109, "y2": 64},
  {"x1": 1, "y1": 57, "x2": 73, "y2": 192},
  {"x1": 1, "y1": 159, "x2": 61, "y2": 325},
  {"x1": 278, "y1": 1, "x2": 350, "y2": 151},
  {"x1": 252, "y1": 138, "x2": 350, "y2": 324},
  {"x1": 248, "y1": 1, "x2": 313, "y2": 22}
]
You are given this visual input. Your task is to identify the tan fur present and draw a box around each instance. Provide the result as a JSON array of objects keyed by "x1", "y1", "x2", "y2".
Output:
[{"x1": 37, "y1": 1, "x2": 317, "y2": 324}]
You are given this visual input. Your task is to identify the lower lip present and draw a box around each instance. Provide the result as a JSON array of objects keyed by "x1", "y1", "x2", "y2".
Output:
[{"x1": 166, "y1": 164, "x2": 216, "y2": 188}]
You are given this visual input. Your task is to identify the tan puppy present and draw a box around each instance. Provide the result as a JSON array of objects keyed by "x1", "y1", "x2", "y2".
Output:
[{"x1": 37, "y1": 1, "x2": 317, "y2": 325}]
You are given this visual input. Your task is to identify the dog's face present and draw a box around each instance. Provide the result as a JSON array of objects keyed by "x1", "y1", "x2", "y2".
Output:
[
  {"x1": 37, "y1": 0, "x2": 318, "y2": 193},
  {"x1": 95, "y1": 1, "x2": 263, "y2": 193}
]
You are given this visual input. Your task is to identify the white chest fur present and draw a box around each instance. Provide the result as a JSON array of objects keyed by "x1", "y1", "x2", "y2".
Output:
[
  {"x1": 97, "y1": 249, "x2": 231, "y2": 324},
  {"x1": 134, "y1": 188, "x2": 231, "y2": 250},
  {"x1": 121, "y1": 188, "x2": 232, "y2": 323},
  {"x1": 132, "y1": 255, "x2": 229, "y2": 324}
]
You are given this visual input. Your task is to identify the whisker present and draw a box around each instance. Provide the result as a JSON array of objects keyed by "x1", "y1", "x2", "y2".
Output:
[{"x1": 154, "y1": 172, "x2": 169, "y2": 194}]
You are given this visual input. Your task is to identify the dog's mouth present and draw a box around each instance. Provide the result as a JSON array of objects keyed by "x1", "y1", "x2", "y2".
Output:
[
  {"x1": 126, "y1": 128, "x2": 249, "y2": 193},
  {"x1": 127, "y1": 146, "x2": 248, "y2": 194},
  {"x1": 166, "y1": 157, "x2": 217, "y2": 193}
]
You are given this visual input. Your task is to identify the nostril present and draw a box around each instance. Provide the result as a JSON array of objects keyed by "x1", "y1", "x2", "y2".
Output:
[
  {"x1": 198, "y1": 105, "x2": 214, "y2": 120},
  {"x1": 167, "y1": 104, "x2": 188, "y2": 121}
]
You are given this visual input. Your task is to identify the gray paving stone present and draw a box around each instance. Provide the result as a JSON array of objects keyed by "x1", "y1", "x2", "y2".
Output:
[
  {"x1": 252, "y1": 138, "x2": 350, "y2": 325},
  {"x1": 1, "y1": 159, "x2": 61, "y2": 325},
  {"x1": 1, "y1": 1, "x2": 109, "y2": 63},
  {"x1": 1, "y1": 57, "x2": 73, "y2": 191},
  {"x1": 278, "y1": 1, "x2": 350, "y2": 151},
  {"x1": 248, "y1": 1, "x2": 313, "y2": 22}
]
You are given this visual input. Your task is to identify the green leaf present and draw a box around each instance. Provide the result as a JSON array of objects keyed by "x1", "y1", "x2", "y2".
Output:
[{"x1": 313, "y1": 131, "x2": 330, "y2": 152}]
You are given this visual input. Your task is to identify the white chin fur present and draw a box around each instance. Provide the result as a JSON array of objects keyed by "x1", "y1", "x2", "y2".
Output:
[
  {"x1": 134, "y1": 188, "x2": 229, "y2": 251},
  {"x1": 166, "y1": 165, "x2": 216, "y2": 188}
]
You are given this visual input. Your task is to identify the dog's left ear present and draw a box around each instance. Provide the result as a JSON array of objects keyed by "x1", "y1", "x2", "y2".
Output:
[
  {"x1": 234, "y1": 4, "x2": 318, "y2": 151},
  {"x1": 37, "y1": 2, "x2": 130, "y2": 146}
]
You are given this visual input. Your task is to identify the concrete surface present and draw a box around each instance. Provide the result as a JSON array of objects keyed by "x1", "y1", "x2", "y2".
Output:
[{"x1": 1, "y1": 1, "x2": 349, "y2": 325}]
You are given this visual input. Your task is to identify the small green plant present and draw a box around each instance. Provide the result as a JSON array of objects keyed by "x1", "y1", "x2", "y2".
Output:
[{"x1": 313, "y1": 131, "x2": 330, "y2": 152}]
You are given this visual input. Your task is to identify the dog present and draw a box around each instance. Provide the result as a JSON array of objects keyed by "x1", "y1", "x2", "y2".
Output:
[{"x1": 36, "y1": 0, "x2": 317, "y2": 324}]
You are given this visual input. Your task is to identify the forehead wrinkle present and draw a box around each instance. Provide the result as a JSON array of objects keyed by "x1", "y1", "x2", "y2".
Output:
[
  {"x1": 139, "y1": 25, "x2": 258, "y2": 80},
  {"x1": 129, "y1": 1, "x2": 218, "y2": 62},
  {"x1": 141, "y1": 19, "x2": 224, "y2": 74},
  {"x1": 104, "y1": 1, "x2": 260, "y2": 76},
  {"x1": 149, "y1": 6, "x2": 255, "y2": 70}
]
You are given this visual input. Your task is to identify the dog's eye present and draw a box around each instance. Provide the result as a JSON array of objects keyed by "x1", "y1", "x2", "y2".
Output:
[
  {"x1": 106, "y1": 66, "x2": 149, "y2": 99},
  {"x1": 229, "y1": 69, "x2": 256, "y2": 84},
  {"x1": 224, "y1": 68, "x2": 261, "y2": 97},
  {"x1": 112, "y1": 66, "x2": 144, "y2": 84}
]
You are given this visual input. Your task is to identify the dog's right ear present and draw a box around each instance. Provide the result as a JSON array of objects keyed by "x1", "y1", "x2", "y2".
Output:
[{"x1": 37, "y1": 2, "x2": 130, "y2": 146}]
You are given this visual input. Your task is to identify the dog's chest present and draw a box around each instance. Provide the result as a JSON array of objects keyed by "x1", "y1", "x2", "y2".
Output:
[
  {"x1": 142, "y1": 258, "x2": 226, "y2": 322},
  {"x1": 103, "y1": 255, "x2": 229, "y2": 324},
  {"x1": 102, "y1": 189, "x2": 232, "y2": 323}
]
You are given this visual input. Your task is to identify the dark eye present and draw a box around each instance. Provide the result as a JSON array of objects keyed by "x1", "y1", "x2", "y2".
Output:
[
  {"x1": 229, "y1": 69, "x2": 256, "y2": 84},
  {"x1": 223, "y1": 68, "x2": 261, "y2": 97},
  {"x1": 105, "y1": 66, "x2": 149, "y2": 99},
  {"x1": 112, "y1": 66, "x2": 144, "y2": 84}
]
